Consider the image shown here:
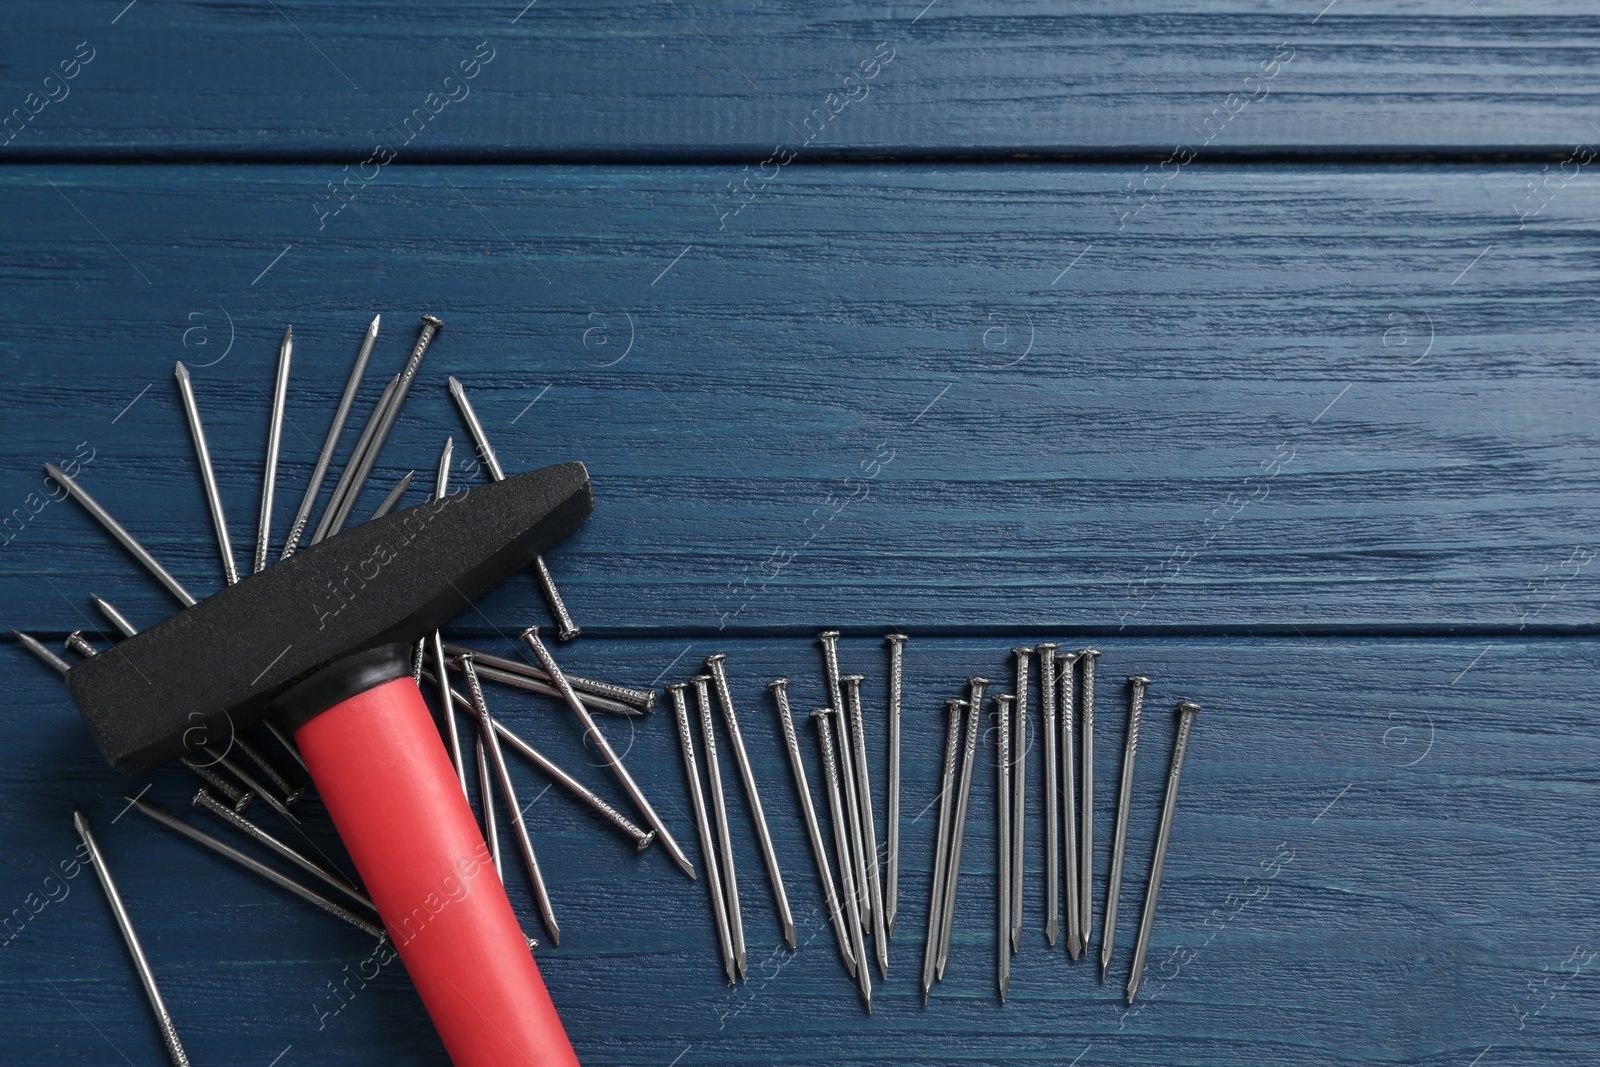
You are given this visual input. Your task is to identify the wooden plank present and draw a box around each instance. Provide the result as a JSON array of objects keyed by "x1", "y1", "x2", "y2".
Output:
[
  {"x1": 2, "y1": 635, "x2": 1595, "y2": 1064},
  {"x1": 0, "y1": 164, "x2": 1595, "y2": 632},
  {"x1": 2, "y1": 2, "x2": 1598, "y2": 157}
]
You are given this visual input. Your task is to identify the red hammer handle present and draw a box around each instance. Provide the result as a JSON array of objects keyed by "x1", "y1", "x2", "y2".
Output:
[{"x1": 295, "y1": 676, "x2": 580, "y2": 1067}]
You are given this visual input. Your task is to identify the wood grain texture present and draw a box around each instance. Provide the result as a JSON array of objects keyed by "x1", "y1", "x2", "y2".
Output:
[
  {"x1": 1, "y1": 635, "x2": 1595, "y2": 1065},
  {"x1": 0, "y1": 165, "x2": 1595, "y2": 633},
  {"x1": 2, "y1": 2, "x2": 1599, "y2": 158}
]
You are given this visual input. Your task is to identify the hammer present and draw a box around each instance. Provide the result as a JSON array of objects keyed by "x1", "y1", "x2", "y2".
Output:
[{"x1": 66, "y1": 462, "x2": 594, "y2": 1067}]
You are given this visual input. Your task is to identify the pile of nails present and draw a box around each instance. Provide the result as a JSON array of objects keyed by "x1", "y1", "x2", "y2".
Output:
[
  {"x1": 14, "y1": 314, "x2": 674, "y2": 1064},
  {"x1": 664, "y1": 634, "x2": 1202, "y2": 1012}
]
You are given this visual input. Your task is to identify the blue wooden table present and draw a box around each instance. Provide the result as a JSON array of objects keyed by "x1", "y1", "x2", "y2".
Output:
[{"x1": 3, "y1": 4, "x2": 1598, "y2": 1065}]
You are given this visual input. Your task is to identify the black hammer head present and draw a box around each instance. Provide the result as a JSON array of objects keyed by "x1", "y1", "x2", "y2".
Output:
[{"x1": 67, "y1": 462, "x2": 592, "y2": 775}]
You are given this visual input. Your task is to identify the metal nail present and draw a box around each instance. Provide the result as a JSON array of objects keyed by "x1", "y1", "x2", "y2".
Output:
[
  {"x1": 521, "y1": 626, "x2": 694, "y2": 878},
  {"x1": 230, "y1": 733, "x2": 305, "y2": 806},
  {"x1": 74, "y1": 811, "x2": 192, "y2": 1067},
  {"x1": 442, "y1": 641, "x2": 653, "y2": 714},
  {"x1": 1103, "y1": 675, "x2": 1150, "y2": 982},
  {"x1": 44, "y1": 464, "x2": 195, "y2": 607},
  {"x1": 310, "y1": 373, "x2": 399, "y2": 545},
  {"x1": 14, "y1": 630, "x2": 71, "y2": 674},
  {"x1": 435, "y1": 436, "x2": 454, "y2": 498},
  {"x1": 182, "y1": 756, "x2": 252, "y2": 812},
  {"x1": 1057, "y1": 650, "x2": 1083, "y2": 959},
  {"x1": 670, "y1": 683, "x2": 736, "y2": 984},
  {"x1": 423, "y1": 669, "x2": 655, "y2": 849},
  {"x1": 263, "y1": 718, "x2": 309, "y2": 774},
  {"x1": 367, "y1": 469, "x2": 413, "y2": 521},
  {"x1": 204, "y1": 746, "x2": 298, "y2": 825},
  {"x1": 831, "y1": 700, "x2": 872, "y2": 936},
  {"x1": 1127, "y1": 701, "x2": 1200, "y2": 1004},
  {"x1": 936, "y1": 679, "x2": 985, "y2": 982},
  {"x1": 64, "y1": 630, "x2": 99, "y2": 659},
  {"x1": 1009, "y1": 645, "x2": 1030, "y2": 955},
  {"x1": 174, "y1": 360, "x2": 240, "y2": 586},
  {"x1": 282, "y1": 314, "x2": 378, "y2": 560},
  {"x1": 1036, "y1": 643, "x2": 1060, "y2": 947},
  {"x1": 817, "y1": 630, "x2": 845, "y2": 725},
  {"x1": 475, "y1": 728, "x2": 503, "y2": 881},
  {"x1": 814, "y1": 708, "x2": 872, "y2": 1013},
  {"x1": 254, "y1": 325, "x2": 293, "y2": 573},
  {"x1": 694, "y1": 673, "x2": 745, "y2": 980},
  {"x1": 91, "y1": 594, "x2": 138, "y2": 638},
  {"x1": 707, "y1": 654, "x2": 795, "y2": 948},
  {"x1": 1080, "y1": 648, "x2": 1101, "y2": 952},
  {"x1": 131, "y1": 797, "x2": 384, "y2": 939},
  {"x1": 450, "y1": 377, "x2": 580, "y2": 640},
  {"x1": 921, "y1": 698, "x2": 965, "y2": 1003},
  {"x1": 884, "y1": 633, "x2": 907, "y2": 939},
  {"x1": 192, "y1": 788, "x2": 371, "y2": 911},
  {"x1": 433, "y1": 632, "x2": 468, "y2": 798},
  {"x1": 320, "y1": 315, "x2": 443, "y2": 539},
  {"x1": 458, "y1": 653, "x2": 560, "y2": 944},
  {"x1": 843, "y1": 674, "x2": 889, "y2": 978},
  {"x1": 994, "y1": 692, "x2": 1013, "y2": 1003},
  {"x1": 454, "y1": 658, "x2": 643, "y2": 717},
  {"x1": 769, "y1": 679, "x2": 854, "y2": 976},
  {"x1": 412, "y1": 638, "x2": 427, "y2": 686}
]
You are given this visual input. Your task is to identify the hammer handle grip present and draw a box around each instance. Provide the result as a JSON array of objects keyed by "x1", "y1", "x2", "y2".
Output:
[{"x1": 295, "y1": 676, "x2": 579, "y2": 1067}]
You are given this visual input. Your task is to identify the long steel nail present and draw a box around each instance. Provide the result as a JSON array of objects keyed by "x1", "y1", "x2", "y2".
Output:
[
  {"x1": 44, "y1": 465, "x2": 195, "y2": 607},
  {"x1": 281, "y1": 314, "x2": 378, "y2": 560},
  {"x1": 670, "y1": 684, "x2": 736, "y2": 984},
  {"x1": 433, "y1": 632, "x2": 468, "y2": 798},
  {"x1": 450, "y1": 376, "x2": 580, "y2": 640},
  {"x1": 174, "y1": 360, "x2": 240, "y2": 586},
  {"x1": 15, "y1": 630, "x2": 71, "y2": 674},
  {"x1": 182, "y1": 756, "x2": 252, "y2": 811},
  {"x1": 91, "y1": 594, "x2": 138, "y2": 637},
  {"x1": 814, "y1": 709, "x2": 872, "y2": 1012},
  {"x1": 1009, "y1": 645, "x2": 1030, "y2": 955},
  {"x1": 204, "y1": 746, "x2": 298, "y2": 825},
  {"x1": 475, "y1": 728, "x2": 503, "y2": 880},
  {"x1": 921, "y1": 698, "x2": 965, "y2": 1003},
  {"x1": 230, "y1": 733, "x2": 305, "y2": 806},
  {"x1": 1103, "y1": 675, "x2": 1150, "y2": 982},
  {"x1": 831, "y1": 700, "x2": 872, "y2": 936},
  {"x1": 994, "y1": 692, "x2": 1013, "y2": 1002},
  {"x1": 843, "y1": 674, "x2": 889, "y2": 977},
  {"x1": 367, "y1": 469, "x2": 413, "y2": 520},
  {"x1": 322, "y1": 315, "x2": 443, "y2": 538},
  {"x1": 1127, "y1": 701, "x2": 1200, "y2": 1004},
  {"x1": 707, "y1": 654, "x2": 795, "y2": 948},
  {"x1": 435, "y1": 435, "x2": 454, "y2": 498},
  {"x1": 817, "y1": 630, "x2": 845, "y2": 725},
  {"x1": 885, "y1": 633, "x2": 907, "y2": 939},
  {"x1": 458, "y1": 654, "x2": 560, "y2": 944},
  {"x1": 455, "y1": 658, "x2": 643, "y2": 717},
  {"x1": 424, "y1": 670, "x2": 655, "y2": 849},
  {"x1": 936, "y1": 678, "x2": 985, "y2": 981},
  {"x1": 1058, "y1": 650, "x2": 1083, "y2": 959},
  {"x1": 442, "y1": 640, "x2": 653, "y2": 714},
  {"x1": 74, "y1": 812, "x2": 191, "y2": 1067},
  {"x1": 521, "y1": 626, "x2": 695, "y2": 878},
  {"x1": 254, "y1": 325, "x2": 293, "y2": 573},
  {"x1": 310, "y1": 373, "x2": 398, "y2": 545},
  {"x1": 694, "y1": 674, "x2": 744, "y2": 980},
  {"x1": 1080, "y1": 648, "x2": 1101, "y2": 952},
  {"x1": 192, "y1": 788, "x2": 371, "y2": 911},
  {"x1": 263, "y1": 718, "x2": 309, "y2": 774},
  {"x1": 1037, "y1": 643, "x2": 1060, "y2": 947},
  {"x1": 770, "y1": 679, "x2": 854, "y2": 976},
  {"x1": 131, "y1": 797, "x2": 385, "y2": 939}
]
